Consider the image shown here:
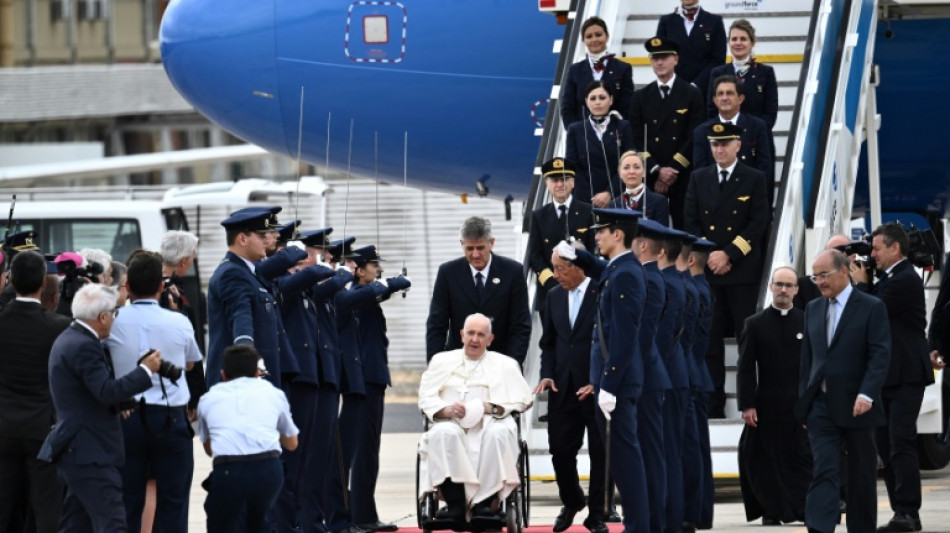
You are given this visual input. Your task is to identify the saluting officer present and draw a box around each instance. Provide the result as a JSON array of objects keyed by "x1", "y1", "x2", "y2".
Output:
[
  {"x1": 526, "y1": 157, "x2": 594, "y2": 314},
  {"x1": 207, "y1": 208, "x2": 298, "y2": 388},
  {"x1": 683, "y1": 122, "x2": 769, "y2": 419},
  {"x1": 629, "y1": 37, "x2": 705, "y2": 229}
]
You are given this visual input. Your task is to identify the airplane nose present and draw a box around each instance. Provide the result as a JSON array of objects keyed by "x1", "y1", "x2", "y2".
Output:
[{"x1": 160, "y1": 0, "x2": 287, "y2": 153}]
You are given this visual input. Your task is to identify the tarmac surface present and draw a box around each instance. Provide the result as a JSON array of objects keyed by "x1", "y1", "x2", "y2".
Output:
[{"x1": 183, "y1": 402, "x2": 950, "y2": 532}]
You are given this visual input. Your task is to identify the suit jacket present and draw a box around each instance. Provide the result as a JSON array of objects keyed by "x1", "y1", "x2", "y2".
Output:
[
  {"x1": 640, "y1": 262, "x2": 672, "y2": 392},
  {"x1": 683, "y1": 162, "x2": 769, "y2": 285},
  {"x1": 527, "y1": 199, "x2": 594, "y2": 292},
  {"x1": 357, "y1": 277, "x2": 411, "y2": 387},
  {"x1": 565, "y1": 117, "x2": 635, "y2": 205},
  {"x1": 334, "y1": 281, "x2": 390, "y2": 395},
  {"x1": 207, "y1": 251, "x2": 297, "y2": 388},
  {"x1": 587, "y1": 252, "x2": 645, "y2": 399},
  {"x1": 38, "y1": 324, "x2": 152, "y2": 465},
  {"x1": 692, "y1": 113, "x2": 774, "y2": 204},
  {"x1": 0, "y1": 300, "x2": 71, "y2": 441},
  {"x1": 630, "y1": 78, "x2": 705, "y2": 194},
  {"x1": 560, "y1": 57, "x2": 635, "y2": 127},
  {"x1": 707, "y1": 62, "x2": 779, "y2": 128},
  {"x1": 539, "y1": 281, "x2": 598, "y2": 402},
  {"x1": 276, "y1": 264, "x2": 337, "y2": 386},
  {"x1": 873, "y1": 260, "x2": 934, "y2": 388},
  {"x1": 609, "y1": 189, "x2": 671, "y2": 227},
  {"x1": 797, "y1": 289, "x2": 891, "y2": 427},
  {"x1": 426, "y1": 254, "x2": 531, "y2": 364},
  {"x1": 656, "y1": 8, "x2": 727, "y2": 96},
  {"x1": 929, "y1": 255, "x2": 950, "y2": 354},
  {"x1": 656, "y1": 265, "x2": 690, "y2": 389},
  {"x1": 310, "y1": 269, "x2": 354, "y2": 390}
]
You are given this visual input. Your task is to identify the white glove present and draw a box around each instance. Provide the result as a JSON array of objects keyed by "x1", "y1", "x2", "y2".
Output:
[
  {"x1": 555, "y1": 240, "x2": 577, "y2": 261},
  {"x1": 316, "y1": 257, "x2": 333, "y2": 269},
  {"x1": 377, "y1": 278, "x2": 389, "y2": 289},
  {"x1": 337, "y1": 263, "x2": 352, "y2": 274},
  {"x1": 257, "y1": 358, "x2": 270, "y2": 379},
  {"x1": 598, "y1": 390, "x2": 617, "y2": 420}
]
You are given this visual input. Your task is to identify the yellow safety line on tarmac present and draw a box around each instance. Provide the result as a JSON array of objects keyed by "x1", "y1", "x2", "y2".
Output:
[{"x1": 620, "y1": 54, "x2": 804, "y2": 66}]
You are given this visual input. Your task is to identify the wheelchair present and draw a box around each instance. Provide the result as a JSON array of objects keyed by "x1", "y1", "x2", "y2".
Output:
[{"x1": 415, "y1": 412, "x2": 530, "y2": 533}]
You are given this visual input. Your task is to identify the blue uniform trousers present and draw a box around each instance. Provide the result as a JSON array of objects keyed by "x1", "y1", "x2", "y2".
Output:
[
  {"x1": 680, "y1": 390, "x2": 702, "y2": 527},
  {"x1": 300, "y1": 387, "x2": 341, "y2": 533},
  {"x1": 693, "y1": 391, "x2": 714, "y2": 528},
  {"x1": 326, "y1": 393, "x2": 364, "y2": 532},
  {"x1": 351, "y1": 383, "x2": 386, "y2": 524},
  {"x1": 663, "y1": 388, "x2": 688, "y2": 532},
  {"x1": 637, "y1": 390, "x2": 666, "y2": 533},
  {"x1": 597, "y1": 393, "x2": 649, "y2": 533},
  {"x1": 205, "y1": 457, "x2": 284, "y2": 533},
  {"x1": 57, "y1": 462, "x2": 126, "y2": 533},
  {"x1": 276, "y1": 383, "x2": 320, "y2": 532},
  {"x1": 120, "y1": 405, "x2": 194, "y2": 533}
]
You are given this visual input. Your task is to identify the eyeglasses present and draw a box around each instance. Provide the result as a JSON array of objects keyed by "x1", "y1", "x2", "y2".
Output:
[
  {"x1": 770, "y1": 281, "x2": 797, "y2": 290},
  {"x1": 809, "y1": 271, "x2": 836, "y2": 284}
]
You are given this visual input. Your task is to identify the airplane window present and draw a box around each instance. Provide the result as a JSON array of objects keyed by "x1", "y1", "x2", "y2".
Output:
[{"x1": 364, "y1": 15, "x2": 389, "y2": 44}]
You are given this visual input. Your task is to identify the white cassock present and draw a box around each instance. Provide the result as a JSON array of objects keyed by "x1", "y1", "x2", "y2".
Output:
[{"x1": 418, "y1": 349, "x2": 533, "y2": 507}]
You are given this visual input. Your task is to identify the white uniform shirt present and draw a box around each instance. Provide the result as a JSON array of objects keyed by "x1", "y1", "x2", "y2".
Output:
[
  {"x1": 197, "y1": 377, "x2": 298, "y2": 457},
  {"x1": 106, "y1": 299, "x2": 202, "y2": 406}
]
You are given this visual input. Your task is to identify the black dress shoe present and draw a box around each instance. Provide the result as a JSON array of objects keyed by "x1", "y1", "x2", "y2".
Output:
[
  {"x1": 553, "y1": 506, "x2": 580, "y2": 533},
  {"x1": 761, "y1": 516, "x2": 781, "y2": 526},
  {"x1": 434, "y1": 506, "x2": 465, "y2": 523},
  {"x1": 582, "y1": 516, "x2": 608, "y2": 533},
  {"x1": 876, "y1": 512, "x2": 921, "y2": 532},
  {"x1": 606, "y1": 510, "x2": 621, "y2": 523},
  {"x1": 358, "y1": 522, "x2": 398, "y2": 532},
  {"x1": 338, "y1": 526, "x2": 371, "y2": 533},
  {"x1": 681, "y1": 522, "x2": 697, "y2": 533}
]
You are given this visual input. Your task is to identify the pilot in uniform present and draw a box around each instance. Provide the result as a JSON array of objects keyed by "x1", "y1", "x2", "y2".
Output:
[
  {"x1": 683, "y1": 122, "x2": 769, "y2": 419},
  {"x1": 629, "y1": 37, "x2": 705, "y2": 229},
  {"x1": 655, "y1": 1, "x2": 726, "y2": 97},
  {"x1": 206, "y1": 207, "x2": 298, "y2": 388}
]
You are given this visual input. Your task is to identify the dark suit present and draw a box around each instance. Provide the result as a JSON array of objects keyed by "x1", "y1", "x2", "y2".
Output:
[
  {"x1": 0, "y1": 300, "x2": 71, "y2": 533},
  {"x1": 656, "y1": 8, "x2": 727, "y2": 97},
  {"x1": 683, "y1": 161, "x2": 769, "y2": 416},
  {"x1": 207, "y1": 251, "x2": 297, "y2": 388},
  {"x1": 630, "y1": 78, "x2": 705, "y2": 229},
  {"x1": 560, "y1": 57, "x2": 635, "y2": 127},
  {"x1": 873, "y1": 259, "x2": 934, "y2": 521},
  {"x1": 526, "y1": 198, "x2": 594, "y2": 311},
  {"x1": 692, "y1": 114, "x2": 775, "y2": 206},
  {"x1": 425, "y1": 254, "x2": 531, "y2": 364},
  {"x1": 539, "y1": 281, "x2": 606, "y2": 517},
  {"x1": 797, "y1": 288, "x2": 890, "y2": 533},
  {"x1": 565, "y1": 117, "x2": 635, "y2": 206},
  {"x1": 610, "y1": 189, "x2": 670, "y2": 227},
  {"x1": 580, "y1": 250, "x2": 649, "y2": 533},
  {"x1": 38, "y1": 323, "x2": 153, "y2": 532},
  {"x1": 707, "y1": 62, "x2": 779, "y2": 129}
]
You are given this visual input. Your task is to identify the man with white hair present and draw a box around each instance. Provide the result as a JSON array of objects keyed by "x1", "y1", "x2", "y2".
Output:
[
  {"x1": 38, "y1": 283, "x2": 163, "y2": 531},
  {"x1": 77, "y1": 248, "x2": 114, "y2": 286},
  {"x1": 418, "y1": 313, "x2": 533, "y2": 524}
]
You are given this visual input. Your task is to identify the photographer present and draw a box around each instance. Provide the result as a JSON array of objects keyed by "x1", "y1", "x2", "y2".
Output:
[
  {"x1": 38, "y1": 283, "x2": 162, "y2": 532},
  {"x1": 106, "y1": 251, "x2": 202, "y2": 532},
  {"x1": 54, "y1": 249, "x2": 109, "y2": 317},
  {"x1": 862, "y1": 222, "x2": 934, "y2": 532}
]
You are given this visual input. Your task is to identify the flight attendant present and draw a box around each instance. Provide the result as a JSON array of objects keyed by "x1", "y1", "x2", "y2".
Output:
[
  {"x1": 566, "y1": 81, "x2": 635, "y2": 208},
  {"x1": 560, "y1": 16, "x2": 635, "y2": 127},
  {"x1": 610, "y1": 150, "x2": 671, "y2": 226},
  {"x1": 707, "y1": 19, "x2": 779, "y2": 129}
]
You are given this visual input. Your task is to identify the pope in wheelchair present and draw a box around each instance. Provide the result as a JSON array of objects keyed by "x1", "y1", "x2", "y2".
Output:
[{"x1": 418, "y1": 313, "x2": 533, "y2": 527}]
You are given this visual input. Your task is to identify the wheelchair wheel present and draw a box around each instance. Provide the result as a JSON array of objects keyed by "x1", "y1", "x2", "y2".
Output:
[
  {"x1": 519, "y1": 439, "x2": 530, "y2": 527},
  {"x1": 505, "y1": 493, "x2": 523, "y2": 533}
]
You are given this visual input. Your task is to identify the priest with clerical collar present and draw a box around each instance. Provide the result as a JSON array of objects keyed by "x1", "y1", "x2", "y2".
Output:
[{"x1": 418, "y1": 313, "x2": 533, "y2": 524}]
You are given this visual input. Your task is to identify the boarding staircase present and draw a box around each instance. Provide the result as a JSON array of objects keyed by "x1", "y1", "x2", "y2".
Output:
[{"x1": 523, "y1": 0, "x2": 887, "y2": 480}]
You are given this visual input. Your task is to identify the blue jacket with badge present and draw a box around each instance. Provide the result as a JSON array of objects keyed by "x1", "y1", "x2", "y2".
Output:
[
  {"x1": 657, "y1": 265, "x2": 689, "y2": 389},
  {"x1": 276, "y1": 264, "x2": 337, "y2": 386},
  {"x1": 334, "y1": 281, "x2": 391, "y2": 395},
  {"x1": 357, "y1": 277, "x2": 412, "y2": 387},
  {"x1": 310, "y1": 269, "x2": 353, "y2": 391}
]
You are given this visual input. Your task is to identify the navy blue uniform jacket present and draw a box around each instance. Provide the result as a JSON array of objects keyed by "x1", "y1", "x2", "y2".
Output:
[
  {"x1": 276, "y1": 264, "x2": 337, "y2": 386},
  {"x1": 641, "y1": 262, "x2": 673, "y2": 392},
  {"x1": 566, "y1": 117, "x2": 635, "y2": 206},
  {"x1": 335, "y1": 281, "x2": 390, "y2": 395},
  {"x1": 656, "y1": 265, "x2": 689, "y2": 389},
  {"x1": 692, "y1": 113, "x2": 774, "y2": 203},
  {"x1": 656, "y1": 8, "x2": 727, "y2": 96},
  {"x1": 797, "y1": 289, "x2": 891, "y2": 427},
  {"x1": 527, "y1": 199, "x2": 594, "y2": 291},
  {"x1": 38, "y1": 324, "x2": 152, "y2": 465},
  {"x1": 357, "y1": 277, "x2": 411, "y2": 387},
  {"x1": 707, "y1": 62, "x2": 779, "y2": 128},
  {"x1": 206, "y1": 251, "x2": 297, "y2": 388},
  {"x1": 311, "y1": 269, "x2": 354, "y2": 390},
  {"x1": 560, "y1": 57, "x2": 635, "y2": 127},
  {"x1": 425, "y1": 254, "x2": 531, "y2": 364},
  {"x1": 610, "y1": 190, "x2": 671, "y2": 227}
]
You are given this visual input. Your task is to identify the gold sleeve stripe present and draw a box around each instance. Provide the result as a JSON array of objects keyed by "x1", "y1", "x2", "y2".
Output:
[
  {"x1": 539, "y1": 268, "x2": 554, "y2": 285},
  {"x1": 673, "y1": 153, "x2": 690, "y2": 168},
  {"x1": 732, "y1": 236, "x2": 752, "y2": 255}
]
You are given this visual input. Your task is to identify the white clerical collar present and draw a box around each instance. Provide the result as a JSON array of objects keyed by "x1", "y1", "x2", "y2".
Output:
[
  {"x1": 771, "y1": 304, "x2": 793, "y2": 316},
  {"x1": 718, "y1": 112, "x2": 741, "y2": 125},
  {"x1": 885, "y1": 257, "x2": 907, "y2": 275},
  {"x1": 15, "y1": 297, "x2": 41, "y2": 304},
  {"x1": 469, "y1": 255, "x2": 493, "y2": 279}
]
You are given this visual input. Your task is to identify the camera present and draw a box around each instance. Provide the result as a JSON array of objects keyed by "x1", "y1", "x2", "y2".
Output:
[
  {"x1": 138, "y1": 349, "x2": 184, "y2": 383},
  {"x1": 836, "y1": 223, "x2": 942, "y2": 271}
]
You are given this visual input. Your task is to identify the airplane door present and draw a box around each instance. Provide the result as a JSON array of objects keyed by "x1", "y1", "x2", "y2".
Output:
[{"x1": 345, "y1": 1, "x2": 407, "y2": 63}]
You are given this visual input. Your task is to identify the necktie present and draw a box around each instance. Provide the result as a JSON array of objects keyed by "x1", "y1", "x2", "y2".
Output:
[
  {"x1": 719, "y1": 170, "x2": 728, "y2": 190},
  {"x1": 569, "y1": 288, "x2": 582, "y2": 327},
  {"x1": 557, "y1": 204, "x2": 567, "y2": 219},
  {"x1": 625, "y1": 193, "x2": 638, "y2": 210},
  {"x1": 593, "y1": 53, "x2": 615, "y2": 73},
  {"x1": 475, "y1": 272, "x2": 485, "y2": 299},
  {"x1": 826, "y1": 298, "x2": 838, "y2": 346},
  {"x1": 660, "y1": 84, "x2": 670, "y2": 99},
  {"x1": 683, "y1": 6, "x2": 698, "y2": 21}
]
